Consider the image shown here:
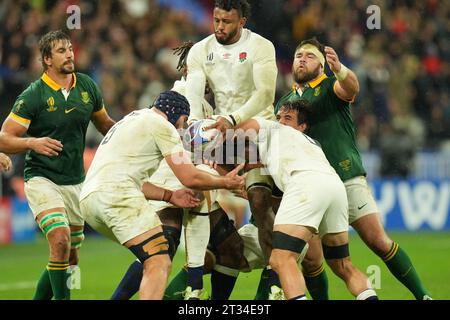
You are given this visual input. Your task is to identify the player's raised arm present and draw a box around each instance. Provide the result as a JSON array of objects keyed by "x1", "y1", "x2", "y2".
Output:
[
  {"x1": 325, "y1": 46, "x2": 359, "y2": 102},
  {"x1": 185, "y1": 44, "x2": 207, "y2": 123}
]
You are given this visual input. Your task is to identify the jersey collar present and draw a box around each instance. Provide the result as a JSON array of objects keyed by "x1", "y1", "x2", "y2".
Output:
[
  {"x1": 41, "y1": 72, "x2": 77, "y2": 91},
  {"x1": 293, "y1": 73, "x2": 328, "y2": 93}
]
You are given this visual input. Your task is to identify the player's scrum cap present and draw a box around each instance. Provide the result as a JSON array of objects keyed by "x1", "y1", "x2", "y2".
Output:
[
  {"x1": 153, "y1": 90, "x2": 190, "y2": 125},
  {"x1": 298, "y1": 44, "x2": 325, "y2": 67}
]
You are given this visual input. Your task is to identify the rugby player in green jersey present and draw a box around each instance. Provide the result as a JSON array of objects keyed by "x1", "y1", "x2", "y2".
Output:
[
  {"x1": 275, "y1": 38, "x2": 431, "y2": 300},
  {"x1": 0, "y1": 30, "x2": 115, "y2": 300}
]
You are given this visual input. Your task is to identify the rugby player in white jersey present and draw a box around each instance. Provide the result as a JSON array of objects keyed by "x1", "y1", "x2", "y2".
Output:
[
  {"x1": 110, "y1": 42, "x2": 238, "y2": 300},
  {"x1": 185, "y1": 0, "x2": 281, "y2": 294},
  {"x1": 79, "y1": 90, "x2": 245, "y2": 300},
  {"x1": 221, "y1": 100, "x2": 377, "y2": 300}
]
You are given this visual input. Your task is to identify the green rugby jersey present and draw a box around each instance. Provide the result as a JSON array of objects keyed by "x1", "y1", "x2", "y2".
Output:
[
  {"x1": 275, "y1": 74, "x2": 365, "y2": 182},
  {"x1": 9, "y1": 72, "x2": 105, "y2": 185}
]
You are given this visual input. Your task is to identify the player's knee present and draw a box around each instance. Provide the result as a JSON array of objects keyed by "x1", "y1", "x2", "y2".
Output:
[
  {"x1": 143, "y1": 253, "x2": 172, "y2": 276},
  {"x1": 47, "y1": 228, "x2": 71, "y2": 255},
  {"x1": 270, "y1": 231, "x2": 308, "y2": 272}
]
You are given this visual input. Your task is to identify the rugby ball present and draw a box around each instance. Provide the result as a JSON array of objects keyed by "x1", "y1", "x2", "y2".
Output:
[{"x1": 184, "y1": 119, "x2": 221, "y2": 151}]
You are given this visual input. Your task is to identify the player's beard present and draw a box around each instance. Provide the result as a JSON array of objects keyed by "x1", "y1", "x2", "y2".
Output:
[
  {"x1": 293, "y1": 64, "x2": 321, "y2": 85},
  {"x1": 60, "y1": 61, "x2": 75, "y2": 74},
  {"x1": 215, "y1": 27, "x2": 239, "y2": 45}
]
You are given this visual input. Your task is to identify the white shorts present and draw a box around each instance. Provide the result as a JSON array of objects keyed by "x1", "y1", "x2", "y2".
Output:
[
  {"x1": 79, "y1": 190, "x2": 162, "y2": 245},
  {"x1": 238, "y1": 223, "x2": 265, "y2": 272},
  {"x1": 24, "y1": 176, "x2": 84, "y2": 226},
  {"x1": 274, "y1": 171, "x2": 349, "y2": 237},
  {"x1": 345, "y1": 176, "x2": 379, "y2": 224}
]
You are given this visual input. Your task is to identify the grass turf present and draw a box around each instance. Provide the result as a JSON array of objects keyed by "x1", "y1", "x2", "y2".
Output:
[{"x1": 0, "y1": 232, "x2": 448, "y2": 300}]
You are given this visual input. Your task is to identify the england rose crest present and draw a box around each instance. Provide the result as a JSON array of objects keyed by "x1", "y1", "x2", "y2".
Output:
[{"x1": 239, "y1": 52, "x2": 247, "y2": 62}]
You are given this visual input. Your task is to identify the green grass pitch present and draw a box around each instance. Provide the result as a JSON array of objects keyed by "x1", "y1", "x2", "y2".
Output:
[{"x1": 0, "y1": 232, "x2": 449, "y2": 300}]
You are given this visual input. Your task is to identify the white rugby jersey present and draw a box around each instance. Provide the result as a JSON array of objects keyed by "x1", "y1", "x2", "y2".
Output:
[
  {"x1": 80, "y1": 109, "x2": 184, "y2": 200},
  {"x1": 255, "y1": 118, "x2": 338, "y2": 192},
  {"x1": 186, "y1": 29, "x2": 277, "y2": 124}
]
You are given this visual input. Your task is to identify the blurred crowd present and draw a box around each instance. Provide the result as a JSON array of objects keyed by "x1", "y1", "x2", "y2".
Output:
[{"x1": 0, "y1": 0, "x2": 449, "y2": 193}]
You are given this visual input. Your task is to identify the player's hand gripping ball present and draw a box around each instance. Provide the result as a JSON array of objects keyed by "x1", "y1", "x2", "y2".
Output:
[{"x1": 184, "y1": 119, "x2": 222, "y2": 152}]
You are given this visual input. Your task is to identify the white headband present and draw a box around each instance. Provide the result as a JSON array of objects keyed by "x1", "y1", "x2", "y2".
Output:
[{"x1": 298, "y1": 44, "x2": 325, "y2": 67}]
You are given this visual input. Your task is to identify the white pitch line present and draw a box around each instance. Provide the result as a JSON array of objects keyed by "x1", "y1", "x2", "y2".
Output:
[{"x1": 0, "y1": 281, "x2": 36, "y2": 291}]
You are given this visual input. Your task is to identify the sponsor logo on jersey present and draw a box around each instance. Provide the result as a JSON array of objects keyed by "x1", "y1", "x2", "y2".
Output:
[
  {"x1": 206, "y1": 52, "x2": 214, "y2": 65},
  {"x1": 223, "y1": 53, "x2": 231, "y2": 60},
  {"x1": 81, "y1": 91, "x2": 90, "y2": 104},
  {"x1": 239, "y1": 52, "x2": 247, "y2": 62},
  {"x1": 46, "y1": 96, "x2": 57, "y2": 112},
  {"x1": 65, "y1": 107, "x2": 76, "y2": 114}
]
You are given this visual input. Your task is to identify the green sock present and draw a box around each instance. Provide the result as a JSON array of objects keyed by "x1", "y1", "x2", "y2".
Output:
[
  {"x1": 164, "y1": 267, "x2": 188, "y2": 300},
  {"x1": 304, "y1": 264, "x2": 329, "y2": 300},
  {"x1": 33, "y1": 269, "x2": 53, "y2": 300},
  {"x1": 383, "y1": 243, "x2": 430, "y2": 300},
  {"x1": 254, "y1": 268, "x2": 270, "y2": 300},
  {"x1": 47, "y1": 261, "x2": 70, "y2": 300}
]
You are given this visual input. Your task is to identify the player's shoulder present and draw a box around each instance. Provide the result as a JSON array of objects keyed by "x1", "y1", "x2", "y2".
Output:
[
  {"x1": 18, "y1": 78, "x2": 44, "y2": 101},
  {"x1": 192, "y1": 34, "x2": 216, "y2": 51},
  {"x1": 74, "y1": 72, "x2": 97, "y2": 85},
  {"x1": 247, "y1": 29, "x2": 274, "y2": 48}
]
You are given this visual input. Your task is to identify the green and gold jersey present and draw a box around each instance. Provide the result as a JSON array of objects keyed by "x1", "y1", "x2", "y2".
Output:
[
  {"x1": 9, "y1": 72, "x2": 105, "y2": 185},
  {"x1": 275, "y1": 74, "x2": 365, "y2": 182}
]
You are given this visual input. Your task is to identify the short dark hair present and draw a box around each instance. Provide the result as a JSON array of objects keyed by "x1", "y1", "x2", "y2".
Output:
[
  {"x1": 296, "y1": 37, "x2": 325, "y2": 56},
  {"x1": 38, "y1": 30, "x2": 71, "y2": 70},
  {"x1": 214, "y1": 0, "x2": 251, "y2": 19},
  {"x1": 279, "y1": 100, "x2": 313, "y2": 129}
]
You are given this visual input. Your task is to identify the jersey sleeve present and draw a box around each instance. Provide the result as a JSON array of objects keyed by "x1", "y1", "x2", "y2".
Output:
[
  {"x1": 9, "y1": 86, "x2": 38, "y2": 128},
  {"x1": 254, "y1": 117, "x2": 279, "y2": 131},
  {"x1": 152, "y1": 121, "x2": 185, "y2": 157},
  {"x1": 328, "y1": 76, "x2": 355, "y2": 104},
  {"x1": 185, "y1": 43, "x2": 207, "y2": 122},
  {"x1": 90, "y1": 78, "x2": 105, "y2": 113},
  {"x1": 231, "y1": 38, "x2": 278, "y2": 124}
]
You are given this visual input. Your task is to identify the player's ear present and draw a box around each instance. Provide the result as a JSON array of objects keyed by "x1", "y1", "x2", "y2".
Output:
[{"x1": 239, "y1": 17, "x2": 247, "y2": 28}]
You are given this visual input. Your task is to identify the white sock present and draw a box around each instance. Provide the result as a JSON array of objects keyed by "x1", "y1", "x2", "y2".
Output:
[
  {"x1": 356, "y1": 288, "x2": 377, "y2": 300},
  {"x1": 183, "y1": 213, "x2": 210, "y2": 268}
]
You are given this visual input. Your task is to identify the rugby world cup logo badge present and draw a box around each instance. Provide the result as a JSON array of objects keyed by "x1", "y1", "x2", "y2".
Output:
[
  {"x1": 239, "y1": 52, "x2": 247, "y2": 62},
  {"x1": 46, "y1": 96, "x2": 57, "y2": 112}
]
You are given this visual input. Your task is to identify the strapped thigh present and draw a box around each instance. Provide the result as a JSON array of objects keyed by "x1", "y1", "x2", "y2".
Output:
[
  {"x1": 38, "y1": 213, "x2": 69, "y2": 237},
  {"x1": 129, "y1": 232, "x2": 169, "y2": 263}
]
